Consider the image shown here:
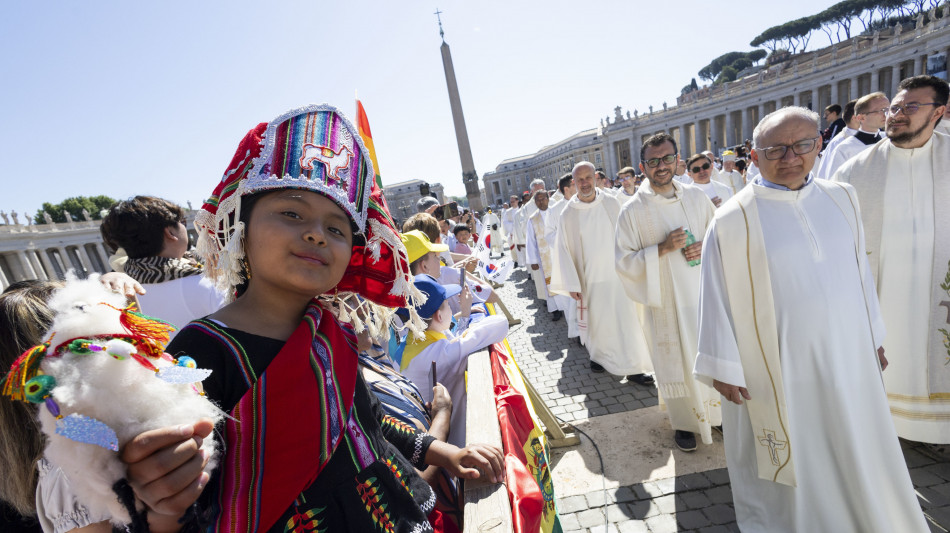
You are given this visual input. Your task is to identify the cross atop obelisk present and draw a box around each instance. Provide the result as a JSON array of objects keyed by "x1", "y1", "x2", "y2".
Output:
[
  {"x1": 434, "y1": 8, "x2": 444, "y2": 42},
  {"x1": 435, "y1": 10, "x2": 483, "y2": 211}
]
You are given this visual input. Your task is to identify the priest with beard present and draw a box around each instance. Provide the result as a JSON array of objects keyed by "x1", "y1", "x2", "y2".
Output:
[
  {"x1": 833, "y1": 75, "x2": 950, "y2": 446},
  {"x1": 615, "y1": 134, "x2": 721, "y2": 452},
  {"x1": 819, "y1": 92, "x2": 888, "y2": 179},
  {"x1": 549, "y1": 162, "x2": 653, "y2": 383},
  {"x1": 695, "y1": 106, "x2": 927, "y2": 531}
]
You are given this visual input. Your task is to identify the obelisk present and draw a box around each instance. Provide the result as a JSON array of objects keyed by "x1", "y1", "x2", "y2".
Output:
[{"x1": 436, "y1": 10, "x2": 483, "y2": 212}]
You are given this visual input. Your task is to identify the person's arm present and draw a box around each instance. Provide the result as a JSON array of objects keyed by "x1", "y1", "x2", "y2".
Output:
[{"x1": 693, "y1": 224, "x2": 747, "y2": 393}]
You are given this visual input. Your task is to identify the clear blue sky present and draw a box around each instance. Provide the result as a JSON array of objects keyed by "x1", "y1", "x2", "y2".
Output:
[{"x1": 1, "y1": 0, "x2": 838, "y2": 214}]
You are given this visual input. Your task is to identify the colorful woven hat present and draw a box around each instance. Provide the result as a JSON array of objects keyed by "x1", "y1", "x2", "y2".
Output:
[{"x1": 195, "y1": 103, "x2": 425, "y2": 337}]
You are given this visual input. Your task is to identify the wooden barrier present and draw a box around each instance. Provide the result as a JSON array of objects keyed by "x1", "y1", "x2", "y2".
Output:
[{"x1": 463, "y1": 350, "x2": 514, "y2": 532}]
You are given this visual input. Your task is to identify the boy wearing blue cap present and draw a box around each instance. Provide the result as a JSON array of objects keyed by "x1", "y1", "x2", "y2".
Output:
[{"x1": 401, "y1": 274, "x2": 509, "y2": 448}]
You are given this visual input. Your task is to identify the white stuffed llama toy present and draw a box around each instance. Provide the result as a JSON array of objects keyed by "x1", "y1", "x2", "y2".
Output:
[{"x1": 1, "y1": 274, "x2": 222, "y2": 529}]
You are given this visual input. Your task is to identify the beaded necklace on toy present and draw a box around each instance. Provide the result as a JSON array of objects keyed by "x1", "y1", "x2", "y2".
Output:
[{"x1": 1, "y1": 303, "x2": 211, "y2": 451}]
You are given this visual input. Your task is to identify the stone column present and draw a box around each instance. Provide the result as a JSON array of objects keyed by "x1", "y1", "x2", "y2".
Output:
[
  {"x1": 77, "y1": 246, "x2": 95, "y2": 277},
  {"x1": 913, "y1": 56, "x2": 921, "y2": 77},
  {"x1": 57, "y1": 246, "x2": 72, "y2": 274},
  {"x1": 793, "y1": 92, "x2": 800, "y2": 106},
  {"x1": 26, "y1": 250, "x2": 47, "y2": 280},
  {"x1": 851, "y1": 76, "x2": 861, "y2": 99},
  {"x1": 712, "y1": 115, "x2": 722, "y2": 151},
  {"x1": 871, "y1": 69, "x2": 880, "y2": 93},
  {"x1": 807, "y1": 89, "x2": 817, "y2": 110},
  {"x1": 37, "y1": 249, "x2": 57, "y2": 280},
  {"x1": 0, "y1": 260, "x2": 8, "y2": 290},
  {"x1": 16, "y1": 251, "x2": 37, "y2": 279},
  {"x1": 679, "y1": 124, "x2": 689, "y2": 155},
  {"x1": 96, "y1": 243, "x2": 110, "y2": 268},
  {"x1": 890, "y1": 65, "x2": 900, "y2": 98}
]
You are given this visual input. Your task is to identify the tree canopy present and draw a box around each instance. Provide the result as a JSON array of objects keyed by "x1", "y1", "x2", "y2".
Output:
[
  {"x1": 698, "y1": 50, "x2": 767, "y2": 84},
  {"x1": 34, "y1": 196, "x2": 118, "y2": 224}
]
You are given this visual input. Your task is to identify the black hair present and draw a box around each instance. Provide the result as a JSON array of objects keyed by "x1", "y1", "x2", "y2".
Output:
[
  {"x1": 640, "y1": 133, "x2": 678, "y2": 163},
  {"x1": 100, "y1": 196, "x2": 184, "y2": 258},
  {"x1": 898, "y1": 75, "x2": 949, "y2": 124},
  {"x1": 557, "y1": 173, "x2": 573, "y2": 194},
  {"x1": 452, "y1": 224, "x2": 471, "y2": 236}
]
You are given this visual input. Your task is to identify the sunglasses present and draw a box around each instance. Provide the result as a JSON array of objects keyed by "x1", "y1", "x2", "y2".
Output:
[{"x1": 690, "y1": 163, "x2": 711, "y2": 173}]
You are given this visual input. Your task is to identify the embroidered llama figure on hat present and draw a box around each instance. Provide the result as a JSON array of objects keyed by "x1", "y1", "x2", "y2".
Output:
[{"x1": 300, "y1": 143, "x2": 352, "y2": 182}]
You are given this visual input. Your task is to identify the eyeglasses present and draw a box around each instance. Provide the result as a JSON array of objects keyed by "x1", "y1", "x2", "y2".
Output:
[
  {"x1": 862, "y1": 107, "x2": 889, "y2": 116},
  {"x1": 755, "y1": 137, "x2": 819, "y2": 160},
  {"x1": 643, "y1": 154, "x2": 677, "y2": 168},
  {"x1": 887, "y1": 102, "x2": 941, "y2": 116},
  {"x1": 690, "y1": 163, "x2": 711, "y2": 173}
]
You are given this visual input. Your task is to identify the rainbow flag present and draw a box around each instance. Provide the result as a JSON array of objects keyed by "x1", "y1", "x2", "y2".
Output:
[
  {"x1": 355, "y1": 99, "x2": 384, "y2": 191},
  {"x1": 487, "y1": 304, "x2": 563, "y2": 533}
]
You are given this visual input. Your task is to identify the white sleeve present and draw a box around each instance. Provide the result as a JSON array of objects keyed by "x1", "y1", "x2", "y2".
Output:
[
  {"x1": 525, "y1": 223, "x2": 540, "y2": 264},
  {"x1": 436, "y1": 315, "x2": 509, "y2": 383},
  {"x1": 613, "y1": 205, "x2": 661, "y2": 307},
  {"x1": 693, "y1": 223, "x2": 747, "y2": 388},
  {"x1": 35, "y1": 459, "x2": 110, "y2": 533}
]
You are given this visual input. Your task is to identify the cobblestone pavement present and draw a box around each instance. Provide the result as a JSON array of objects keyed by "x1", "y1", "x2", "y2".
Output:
[{"x1": 492, "y1": 267, "x2": 950, "y2": 533}]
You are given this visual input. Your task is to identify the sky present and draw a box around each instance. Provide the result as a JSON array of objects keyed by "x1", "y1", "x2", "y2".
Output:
[{"x1": 1, "y1": 0, "x2": 840, "y2": 215}]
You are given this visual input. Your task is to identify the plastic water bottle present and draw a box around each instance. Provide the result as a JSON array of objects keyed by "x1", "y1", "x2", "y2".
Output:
[{"x1": 684, "y1": 229, "x2": 701, "y2": 267}]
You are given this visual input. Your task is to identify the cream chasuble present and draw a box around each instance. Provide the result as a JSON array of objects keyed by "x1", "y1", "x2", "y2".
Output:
[
  {"x1": 712, "y1": 168, "x2": 744, "y2": 194},
  {"x1": 615, "y1": 181, "x2": 721, "y2": 443},
  {"x1": 834, "y1": 133, "x2": 950, "y2": 443},
  {"x1": 691, "y1": 181, "x2": 733, "y2": 205},
  {"x1": 526, "y1": 208, "x2": 556, "y2": 312},
  {"x1": 694, "y1": 178, "x2": 925, "y2": 532},
  {"x1": 546, "y1": 199, "x2": 579, "y2": 337},
  {"x1": 550, "y1": 191, "x2": 653, "y2": 375},
  {"x1": 815, "y1": 126, "x2": 857, "y2": 179}
]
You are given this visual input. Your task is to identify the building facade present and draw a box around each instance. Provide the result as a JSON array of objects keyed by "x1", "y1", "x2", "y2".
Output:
[
  {"x1": 381, "y1": 179, "x2": 446, "y2": 225},
  {"x1": 483, "y1": 10, "x2": 950, "y2": 190},
  {"x1": 482, "y1": 128, "x2": 606, "y2": 207},
  {"x1": 0, "y1": 211, "x2": 199, "y2": 291}
]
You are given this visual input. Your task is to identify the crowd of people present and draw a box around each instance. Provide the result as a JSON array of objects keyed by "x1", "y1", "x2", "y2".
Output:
[{"x1": 0, "y1": 75, "x2": 948, "y2": 532}]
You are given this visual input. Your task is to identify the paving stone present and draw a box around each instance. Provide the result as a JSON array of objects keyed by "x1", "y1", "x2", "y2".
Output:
[
  {"x1": 560, "y1": 495, "x2": 589, "y2": 514},
  {"x1": 680, "y1": 491, "x2": 713, "y2": 509},
  {"x1": 558, "y1": 513, "x2": 581, "y2": 531},
  {"x1": 577, "y1": 508, "x2": 609, "y2": 528},
  {"x1": 613, "y1": 484, "x2": 651, "y2": 503},
  {"x1": 645, "y1": 513, "x2": 679, "y2": 533},
  {"x1": 587, "y1": 524, "x2": 620, "y2": 533},
  {"x1": 585, "y1": 490, "x2": 611, "y2": 508},
  {"x1": 913, "y1": 468, "x2": 948, "y2": 488},
  {"x1": 677, "y1": 509, "x2": 712, "y2": 530},
  {"x1": 652, "y1": 494, "x2": 676, "y2": 515},
  {"x1": 617, "y1": 519, "x2": 651, "y2": 533},
  {"x1": 702, "y1": 504, "x2": 737, "y2": 525},
  {"x1": 652, "y1": 477, "x2": 677, "y2": 495},
  {"x1": 704, "y1": 485, "x2": 734, "y2": 505},
  {"x1": 704, "y1": 468, "x2": 731, "y2": 486},
  {"x1": 698, "y1": 526, "x2": 735, "y2": 533},
  {"x1": 676, "y1": 472, "x2": 713, "y2": 491}
]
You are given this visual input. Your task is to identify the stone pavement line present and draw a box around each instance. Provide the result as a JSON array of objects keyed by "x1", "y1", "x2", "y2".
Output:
[{"x1": 489, "y1": 267, "x2": 950, "y2": 532}]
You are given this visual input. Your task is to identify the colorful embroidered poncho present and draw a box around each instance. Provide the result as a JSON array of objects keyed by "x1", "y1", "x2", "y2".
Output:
[{"x1": 167, "y1": 304, "x2": 438, "y2": 532}]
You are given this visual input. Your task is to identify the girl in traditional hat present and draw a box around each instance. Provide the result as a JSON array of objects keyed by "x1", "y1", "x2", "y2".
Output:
[{"x1": 120, "y1": 104, "x2": 504, "y2": 533}]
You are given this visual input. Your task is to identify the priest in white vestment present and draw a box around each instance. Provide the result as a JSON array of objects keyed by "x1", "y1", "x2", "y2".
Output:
[
  {"x1": 615, "y1": 134, "x2": 721, "y2": 452},
  {"x1": 481, "y1": 209, "x2": 504, "y2": 256},
  {"x1": 546, "y1": 174, "x2": 580, "y2": 340},
  {"x1": 704, "y1": 151, "x2": 744, "y2": 193},
  {"x1": 550, "y1": 161, "x2": 653, "y2": 378},
  {"x1": 814, "y1": 99, "x2": 859, "y2": 178},
  {"x1": 526, "y1": 190, "x2": 561, "y2": 319},
  {"x1": 819, "y1": 92, "x2": 888, "y2": 179},
  {"x1": 684, "y1": 154, "x2": 732, "y2": 207},
  {"x1": 695, "y1": 107, "x2": 927, "y2": 532},
  {"x1": 833, "y1": 75, "x2": 950, "y2": 444},
  {"x1": 502, "y1": 196, "x2": 519, "y2": 262},
  {"x1": 616, "y1": 166, "x2": 642, "y2": 197}
]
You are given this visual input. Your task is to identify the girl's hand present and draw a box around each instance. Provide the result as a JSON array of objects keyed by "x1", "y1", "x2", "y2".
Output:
[
  {"x1": 446, "y1": 443, "x2": 506, "y2": 483},
  {"x1": 121, "y1": 419, "x2": 214, "y2": 530}
]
